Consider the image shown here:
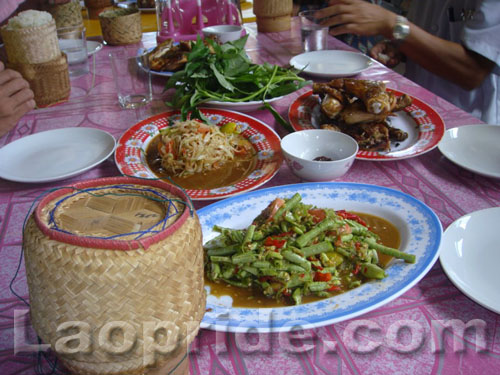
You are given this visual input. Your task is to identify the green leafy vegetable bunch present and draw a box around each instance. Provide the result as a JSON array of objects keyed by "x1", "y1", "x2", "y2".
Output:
[{"x1": 165, "y1": 35, "x2": 310, "y2": 121}]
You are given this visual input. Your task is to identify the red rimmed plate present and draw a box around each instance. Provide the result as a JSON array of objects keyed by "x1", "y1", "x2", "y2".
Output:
[
  {"x1": 115, "y1": 108, "x2": 283, "y2": 200},
  {"x1": 288, "y1": 89, "x2": 445, "y2": 161}
]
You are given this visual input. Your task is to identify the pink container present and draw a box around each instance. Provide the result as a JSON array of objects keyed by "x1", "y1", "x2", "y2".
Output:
[{"x1": 156, "y1": 0, "x2": 242, "y2": 43}]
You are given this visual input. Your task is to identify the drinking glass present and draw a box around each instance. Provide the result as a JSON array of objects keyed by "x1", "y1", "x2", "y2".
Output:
[
  {"x1": 57, "y1": 25, "x2": 89, "y2": 77},
  {"x1": 109, "y1": 49, "x2": 152, "y2": 109},
  {"x1": 299, "y1": 10, "x2": 329, "y2": 52}
]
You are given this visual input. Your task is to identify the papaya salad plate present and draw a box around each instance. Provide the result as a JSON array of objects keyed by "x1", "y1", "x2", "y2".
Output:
[
  {"x1": 199, "y1": 182, "x2": 442, "y2": 332},
  {"x1": 115, "y1": 108, "x2": 282, "y2": 200},
  {"x1": 288, "y1": 89, "x2": 445, "y2": 161}
]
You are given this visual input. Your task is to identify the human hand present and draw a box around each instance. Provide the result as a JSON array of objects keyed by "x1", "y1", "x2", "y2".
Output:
[
  {"x1": 369, "y1": 41, "x2": 402, "y2": 68},
  {"x1": 0, "y1": 62, "x2": 35, "y2": 138},
  {"x1": 316, "y1": 0, "x2": 397, "y2": 39}
]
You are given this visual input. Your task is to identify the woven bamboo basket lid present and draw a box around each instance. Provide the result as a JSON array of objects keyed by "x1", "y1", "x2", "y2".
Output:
[
  {"x1": 0, "y1": 19, "x2": 61, "y2": 64},
  {"x1": 23, "y1": 177, "x2": 205, "y2": 375},
  {"x1": 7, "y1": 53, "x2": 70, "y2": 108},
  {"x1": 99, "y1": 8, "x2": 142, "y2": 45},
  {"x1": 253, "y1": 0, "x2": 292, "y2": 32}
]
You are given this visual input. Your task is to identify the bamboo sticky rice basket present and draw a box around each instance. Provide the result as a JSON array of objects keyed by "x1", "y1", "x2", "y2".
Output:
[
  {"x1": 0, "y1": 19, "x2": 60, "y2": 64},
  {"x1": 23, "y1": 177, "x2": 206, "y2": 375},
  {"x1": 7, "y1": 53, "x2": 70, "y2": 107},
  {"x1": 253, "y1": 0, "x2": 292, "y2": 32},
  {"x1": 46, "y1": 1, "x2": 84, "y2": 28},
  {"x1": 99, "y1": 8, "x2": 142, "y2": 45}
]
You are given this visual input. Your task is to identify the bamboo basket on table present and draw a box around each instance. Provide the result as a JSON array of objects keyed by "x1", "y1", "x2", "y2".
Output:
[
  {"x1": 0, "y1": 13, "x2": 70, "y2": 107},
  {"x1": 23, "y1": 177, "x2": 206, "y2": 375},
  {"x1": 45, "y1": 0, "x2": 84, "y2": 28},
  {"x1": 99, "y1": 8, "x2": 142, "y2": 45},
  {"x1": 253, "y1": 0, "x2": 292, "y2": 32},
  {"x1": 7, "y1": 54, "x2": 70, "y2": 107}
]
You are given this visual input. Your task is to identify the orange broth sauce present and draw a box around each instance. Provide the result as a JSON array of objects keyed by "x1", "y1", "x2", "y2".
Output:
[
  {"x1": 205, "y1": 212, "x2": 401, "y2": 308},
  {"x1": 146, "y1": 134, "x2": 256, "y2": 190}
]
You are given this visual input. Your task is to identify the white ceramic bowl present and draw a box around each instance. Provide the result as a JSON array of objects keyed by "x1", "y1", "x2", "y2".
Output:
[
  {"x1": 202, "y1": 25, "x2": 243, "y2": 44},
  {"x1": 281, "y1": 129, "x2": 358, "y2": 181}
]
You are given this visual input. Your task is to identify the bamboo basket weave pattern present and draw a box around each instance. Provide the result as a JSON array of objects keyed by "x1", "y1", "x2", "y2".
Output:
[
  {"x1": 253, "y1": 0, "x2": 292, "y2": 32},
  {"x1": 7, "y1": 54, "x2": 70, "y2": 108},
  {"x1": 99, "y1": 9, "x2": 142, "y2": 45},
  {"x1": 0, "y1": 19, "x2": 60, "y2": 64},
  {"x1": 23, "y1": 177, "x2": 206, "y2": 375},
  {"x1": 46, "y1": 1, "x2": 84, "y2": 28}
]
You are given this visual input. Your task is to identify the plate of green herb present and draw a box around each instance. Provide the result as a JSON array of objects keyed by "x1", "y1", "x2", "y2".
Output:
[{"x1": 165, "y1": 35, "x2": 311, "y2": 120}]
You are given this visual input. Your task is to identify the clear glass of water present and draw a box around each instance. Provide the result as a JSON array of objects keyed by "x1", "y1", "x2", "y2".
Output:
[
  {"x1": 109, "y1": 49, "x2": 152, "y2": 109},
  {"x1": 299, "y1": 10, "x2": 329, "y2": 52},
  {"x1": 57, "y1": 25, "x2": 89, "y2": 77}
]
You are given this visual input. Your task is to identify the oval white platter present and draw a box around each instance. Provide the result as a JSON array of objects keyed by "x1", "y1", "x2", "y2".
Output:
[
  {"x1": 198, "y1": 182, "x2": 442, "y2": 332},
  {"x1": 290, "y1": 50, "x2": 373, "y2": 78},
  {"x1": 0, "y1": 128, "x2": 115, "y2": 183}
]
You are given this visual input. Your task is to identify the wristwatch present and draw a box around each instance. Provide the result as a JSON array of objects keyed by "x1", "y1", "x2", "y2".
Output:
[{"x1": 392, "y1": 15, "x2": 410, "y2": 42}]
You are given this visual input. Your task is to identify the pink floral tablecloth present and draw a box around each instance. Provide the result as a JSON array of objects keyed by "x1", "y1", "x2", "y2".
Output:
[{"x1": 1, "y1": 20, "x2": 499, "y2": 375}]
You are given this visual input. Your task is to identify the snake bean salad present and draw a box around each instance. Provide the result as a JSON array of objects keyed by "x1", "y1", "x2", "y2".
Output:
[{"x1": 204, "y1": 193, "x2": 416, "y2": 305}]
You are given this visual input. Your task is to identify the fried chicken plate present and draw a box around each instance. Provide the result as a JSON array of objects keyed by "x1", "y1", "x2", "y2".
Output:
[{"x1": 312, "y1": 78, "x2": 412, "y2": 152}]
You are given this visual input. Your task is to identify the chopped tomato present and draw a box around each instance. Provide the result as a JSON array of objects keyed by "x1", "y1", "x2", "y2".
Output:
[
  {"x1": 308, "y1": 209, "x2": 326, "y2": 224},
  {"x1": 314, "y1": 272, "x2": 332, "y2": 282},
  {"x1": 336, "y1": 210, "x2": 368, "y2": 227}
]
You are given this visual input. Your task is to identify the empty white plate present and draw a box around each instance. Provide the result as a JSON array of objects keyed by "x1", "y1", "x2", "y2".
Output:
[
  {"x1": 440, "y1": 207, "x2": 500, "y2": 313},
  {"x1": 87, "y1": 40, "x2": 103, "y2": 56},
  {"x1": 438, "y1": 124, "x2": 500, "y2": 178},
  {"x1": 290, "y1": 50, "x2": 372, "y2": 78},
  {"x1": 0, "y1": 128, "x2": 116, "y2": 183}
]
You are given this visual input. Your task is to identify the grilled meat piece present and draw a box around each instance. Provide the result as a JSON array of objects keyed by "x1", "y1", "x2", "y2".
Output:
[
  {"x1": 339, "y1": 100, "x2": 389, "y2": 125},
  {"x1": 148, "y1": 39, "x2": 192, "y2": 71},
  {"x1": 328, "y1": 78, "x2": 392, "y2": 115},
  {"x1": 388, "y1": 125, "x2": 408, "y2": 142},
  {"x1": 343, "y1": 122, "x2": 391, "y2": 152}
]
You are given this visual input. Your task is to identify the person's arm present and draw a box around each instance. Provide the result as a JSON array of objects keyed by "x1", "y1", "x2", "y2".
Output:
[
  {"x1": 0, "y1": 62, "x2": 35, "y2": 138},
  {"x1": 317, "y1": 0, "x2": 496, "y2": 91}
]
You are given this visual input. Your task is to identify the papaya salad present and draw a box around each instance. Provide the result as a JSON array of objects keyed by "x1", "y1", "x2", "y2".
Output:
[
  {"x1": 156, "y1": 119, "x2": 254, "y2": 177},
  {"x1": 204, "y1": 193, "x2": 416, "y2": 305}
]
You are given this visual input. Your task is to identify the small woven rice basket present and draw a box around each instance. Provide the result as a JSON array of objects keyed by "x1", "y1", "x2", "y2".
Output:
[
  {"x1": 84, "y1": 0, "x2": 114, "y2": 19},
  {"x1": 0, "y1": 19, "x2": 60, "y2": 64},
  {"x1": 46, "y1": 1, "x2": 84, "y2": 28},
  {"x1": 253, "y1": 0, "x2": 292, "y2": 32},
  {"x1": 99, "y1": 8, "x2": 142, "y2": 45},
  {"x1": 23, "y1": 177, "x2": 206, "y2": 375},
  {"x1": 7, "y1": 53, "x2": 70, "y2": 108}
]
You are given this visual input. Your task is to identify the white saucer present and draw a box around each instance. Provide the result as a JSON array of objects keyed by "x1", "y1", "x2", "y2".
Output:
[
  {"x1": 290, "y1": 50, "x2": 373, "y2": 78},
  {"x1": 439, "y1": 207, "x2": 500, "y2": 313},
  {"x1": 87, "y1": 41, "x2": 103, "y2": 56},
  {"x1": 0, "y1": 128, "x2": 116, "y2": 183},
  {"x1": 438, "y1": 124, "x2": 500, "y2": 178}
]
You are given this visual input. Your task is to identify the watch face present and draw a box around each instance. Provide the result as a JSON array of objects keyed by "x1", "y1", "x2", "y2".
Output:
[{"x1": 394, "y1": 23, "x2": 409, "y2": 40}]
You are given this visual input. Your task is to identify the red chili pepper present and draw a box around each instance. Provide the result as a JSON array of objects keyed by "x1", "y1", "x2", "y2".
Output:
[
  {"x1": 264, "y1": 237, "x2": 286, "y2": 249},
  {"x1": 328, "y1": 285, "x2": 342, "y2": 292},
  {"x1": 308, "y1": 209, "x2": 326, "y2": 223},
  {"x1": 355, "y1": 241, "x2": 362, "y2": 250},
  {"x1": 312, "y1": 263, "x2": 323, "y2": 270},
  {"x1": 353, "y1": 263, "x2": 360, "y2": 275},
  {"x1": 336, "y1": 210, "x2": 368, "y2": 227},
  {"x1": 314, "y1": 272, "x2": 332, "y2": 282},
  {"x1": 282, "y1": 289, "x2": 291, "y2": 297},
  {"x1": 259, "y1": 276, "x2": 273, "y2": 283}
]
